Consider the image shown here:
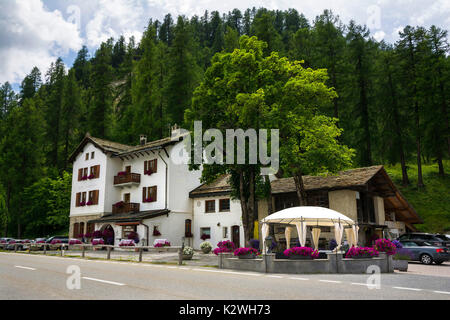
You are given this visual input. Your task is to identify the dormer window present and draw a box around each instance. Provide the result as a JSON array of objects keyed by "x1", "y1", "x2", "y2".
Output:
[
  {"x1": 91, "y1": 152, "x2": 95, "y2": 159},
  {"x1": 85, "y1": 153, "x2": 89, "y2": 160}
]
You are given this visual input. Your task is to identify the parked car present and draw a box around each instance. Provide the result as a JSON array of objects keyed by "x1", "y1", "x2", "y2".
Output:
[
  {"x1": 6, "y1": 239, "x2": 26, "y2": 251},
  {"x1": 435, "y1": 234, "x2": 450, "y2": 247},
  {"x1": 45, "y1": 236, "x2": 69, "y2": 250},
  {"x1": 397, "y1": 233, "x2": 447, "y2": 247},
  {"x1": 399, "y1": 240, "x2": 450, "y2": 265},
  {"x1": 0, "y1": 238, "x2": 12, "y2": 249}
]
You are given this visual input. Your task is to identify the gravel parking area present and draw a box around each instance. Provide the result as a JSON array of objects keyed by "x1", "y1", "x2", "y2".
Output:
[{"x1": 402, "y1": 261, "x2": 450, "y2": 277}]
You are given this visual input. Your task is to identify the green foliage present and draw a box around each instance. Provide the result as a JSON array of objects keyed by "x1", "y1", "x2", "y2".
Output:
[
  {"x1": 22, "y1": 172, "x2": 71, "y2": 238},
  {"x1": 385, "y1": 161, "x2": 450, "y2": 233}
]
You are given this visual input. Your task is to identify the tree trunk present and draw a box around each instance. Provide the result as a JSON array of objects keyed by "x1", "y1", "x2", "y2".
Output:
[
  {"x1": 387, "y1": 69, "x2": 409, "y2": 186},
  {"x1": 415, "y1": 99, "x2": 425, "y2": 188},
  {"x1": 264, "y1": 175, "x2": 276, "y2": 240},
  {"x1": 239, "y1": 170, "x2": 256, "y2": 245},
  {"x1": 293, "y1": 172, "x2": 307, "y2": 206},
  {"x1": 437, "y1": 153, "x2": 445, "y2": 177}
]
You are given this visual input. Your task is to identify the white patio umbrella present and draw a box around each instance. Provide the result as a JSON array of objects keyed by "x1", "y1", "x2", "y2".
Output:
[{"x1": 261, "y1": 206, "x2": 355, "y2": 250}]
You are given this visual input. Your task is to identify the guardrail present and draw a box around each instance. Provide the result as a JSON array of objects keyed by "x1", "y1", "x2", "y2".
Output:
[{"x1": 0, "y1": 243, "x2": 185, "y2": 264}]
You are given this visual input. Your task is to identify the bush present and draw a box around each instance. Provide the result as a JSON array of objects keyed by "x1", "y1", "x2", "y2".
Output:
[
  {"x1": 183, "y1": 246, "x2": 194, "y2": 255},
  {"x1": 329, "y1": 239, "x2": 338, "y2": 250},
  {"x1": 213, "y1": 240, "x2": 236, "y2": 255},
  {"x1": 248, "y1": 239, "x2": 260, "y2": 249},
  {"x1": 283, "y1": 247, "x2": 319, "y2": 258},
  {"x1": 200, "y1": 241, "x2": 212, "y2": 250},
  {"x1": 374, "y1": 238, "x2": 397, "y2": 256},
  {"x1": 345, "y1": 246, "x2": 379, "y2": 258},
  {"x1": 234, "y1": 247, "x2": 259, "y2": 256}
]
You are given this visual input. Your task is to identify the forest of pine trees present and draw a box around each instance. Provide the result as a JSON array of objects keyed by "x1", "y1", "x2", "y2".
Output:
[{"x1": 0, "y1": 8, "x2": 448, "y2": 238}]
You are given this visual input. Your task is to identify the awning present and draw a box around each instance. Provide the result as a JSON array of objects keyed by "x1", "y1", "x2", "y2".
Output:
[{"x1": 261, "y1": 206, "x2": 355, "y2": 227}]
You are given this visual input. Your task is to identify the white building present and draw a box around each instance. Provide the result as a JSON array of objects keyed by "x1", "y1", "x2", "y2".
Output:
[
  {"x1": 68, "y1": 130, "x2": 202, "y2": 247},
  {"x1": 69, "y1": 131, "x2": 422, "y2": 250}
]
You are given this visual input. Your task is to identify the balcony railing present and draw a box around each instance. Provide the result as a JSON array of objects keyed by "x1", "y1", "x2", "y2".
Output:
[
  {"x1": 112, "y1": 202, "x2": 140, "y2": 215},
  {"x1": 113, "y1": 173, "x2": 141, "y2": 186}
]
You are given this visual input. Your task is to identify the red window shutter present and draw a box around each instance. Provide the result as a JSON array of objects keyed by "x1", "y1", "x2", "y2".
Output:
[
  {"x1": 94, "y1": 190, "x2": 99, "y2": 205},
  {"x1": 76, "y1": 193, "x2": 81, "y2": 207},
  {"x1": 142, "y1": 187, "x2": 147, "y2": 202},
  {"x1": 144, "y1": 161, "x2": 148, "y2": 173},
  {"x1": 95, "y1": 165, "x2": 100, "y2": 178},
  {"x1": 78, "y1": 169, "x2": 82, "y2": 181},
  {"x1": 153, "y1": 159, "x2": 157, "y2": 173}
]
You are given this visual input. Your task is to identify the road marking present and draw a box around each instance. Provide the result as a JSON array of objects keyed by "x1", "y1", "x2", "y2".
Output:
[
  {"x1": 266, "y1": 275, "x2": 284, "y2": 278},
  {"x1": 289, "y1": 277, "x2": 309, "y2": 281},
  {"x1": 351, "y1": 282, "x2": 368, "y2": 286},
  {"x1": 319, "y1": 280, "x2": 341, "y2": 284},
  {"x1": 192, "y1": 268, "x2": 262, "y2": 276},
  {"x1": 392, "y1": 286, "x2": 422, "y2": 291},
  {"x1": 433, "y1": 291, "x2": 450, "y2": 295},
  {"x1": 82, "y1": 277, "x2": 126, "y2": 286},
  {"x1": 14, "y1": 265, "x2": 36, "y2": 270},
  {"x1": 167, "y1": 266, "x2": 178, "y2": 269}
]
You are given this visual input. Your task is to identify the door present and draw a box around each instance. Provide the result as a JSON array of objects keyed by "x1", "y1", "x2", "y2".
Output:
[
  {"x1": 124, "y1": 193, "x2": 130, "y2": 203},
  {"x1": 125, "y1": 166, "x2": 131, "y2": 174},
  {"x1": 232, "y1": 225, "x2": 240, "y2": 248}
]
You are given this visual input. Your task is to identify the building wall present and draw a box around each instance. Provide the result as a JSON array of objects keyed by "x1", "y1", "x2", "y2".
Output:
[
  {"x1": 328, "y1": 190, "x2": 358, "y2": 222},
  {"x1": 69, "y1": 214, "x2": 101, "y2": 238},
  {"x1": 70, "y1": 142, "x2": 108, "y2": 217},
  {"x1": 192, "y1": 196, "x2": 244, "y2": 249},
  {"x1": 374, "y1": 196, "x2": 385, "y2": 225}
]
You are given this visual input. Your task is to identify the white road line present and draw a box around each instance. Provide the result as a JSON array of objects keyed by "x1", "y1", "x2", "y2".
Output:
[
  {"x1": 167, "y1": 266, "x2": 177, "y2": 269},
  {"x1": 392, "y1": 286, "x2": 422, "y2": 291},
  {"x1": 319, "y1": 280, "x2": 341, "y2": 284},
  {"x1": 433, "y1": 291, "x2": 450, "y2": 295},
  {"x1": 82, "y1": 277, "x2": 126, "y2": 286},
  {"x1": 266, "y1": 275, "x2": 284, "y2": 278},
  {"x1": 14, "y1": 265, "x2": 36, "y2": 270},
  {"x1": 351, "y1": 283, "x2": 368, "y2": 286},
  {"x1": 288, "y1": 277, "x2": 309, "y2": 281}
]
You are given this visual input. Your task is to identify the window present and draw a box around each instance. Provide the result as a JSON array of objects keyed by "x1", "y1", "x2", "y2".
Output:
[
  {"x1": 200, "y1": 227, "x2": 211, "y2": 240},
  {"x1": 142, "y1": 186, "x2": 157, "y2": 202},
  {"x1": 144, "y1": 159, "x2": 157, "y2": 175},
  {"x1": 185, "y1": 219, "x2": 192, "y2": 237},
  {"x1": 89, "y1": 165, "x2": 100, "y2": 179},
  {"x1": 205, "y1": 200, "x2": 215, "y2": 213},
  {"x1": 73, "y1": 223, "x2": 80, "y2": 237},
  {"x1": 91, "y1": 152, "x2": 95, "y2": 159},
  {"x1": 219, "y1": 199, "x2": 230, "y2": 212},
  {"x1": 85, "y1": 153, "x2": 89, "y2": 160},
  {"x1": 223, "y1": 227, "x2": 228, "y2": 238},
  {"x1": 87, "y1": 190, "x2": 99, "y2": 205}
]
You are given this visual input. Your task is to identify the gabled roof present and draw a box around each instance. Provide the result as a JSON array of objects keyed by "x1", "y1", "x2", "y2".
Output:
[
  {"x1": 189, "y1": 174, "x2": 232, "y2": 198},
  {"x1": 68, "y1": 133, "x2": 132, "y2": 163},
  {"x1": 271, "y1": 166, "x2": 384, "y2": 194}
]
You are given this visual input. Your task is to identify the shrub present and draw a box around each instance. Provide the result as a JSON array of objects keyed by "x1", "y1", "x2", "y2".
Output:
[
  {"x1": 345, "y1": 246, "x2": 379, "y2": 258},
  {"x1": 213, "y1": 240, "x2": 236, "y2": 255},
  {"x1": 69, "y1": 239, "x2": 82, "y2": 245},
  {"x1": 393, "y1": 248, "x2": 414, "y2": 260},
  {"x1": 183, "y1": 246, "x2": 194, "y2": 255},
  {"x1": 248, "y1": 239, "x2": 260, "y2": 249},
  {"x1": 91, "y1": 238, "x2": 104, "y2": 245},
  {"x1": 119, "y1": 239, "x2": 135, "y2": 247},
  {"x1": 200, "y1": 241, "x2": 212, "y2": 250},
  {"x1": 392, "y1": 240, "x2": 403, "y2": 249},
  {"x1": 234, "y1": 247, "x2": 259, "y2": 256},
  {"x1": 374, "y1": 238, "x2": 397, "y2": 256},
  {"x1": 283, "y1": 247, "x2": 319, "y2": 258},
  {"x1": 329, "y1": 239, "x2": 338, "y2": 250}
]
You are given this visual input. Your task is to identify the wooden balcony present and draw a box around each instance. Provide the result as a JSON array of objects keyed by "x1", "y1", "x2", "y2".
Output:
[
  {"x1": 112, "y1": 202, "x2": 140, "y2": 215},
  {"x1": 113, "y1": 173, "x2": 141, "y2": 187}
]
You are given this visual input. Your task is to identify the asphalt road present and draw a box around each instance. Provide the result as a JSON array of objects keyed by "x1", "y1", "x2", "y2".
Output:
[{"x1": 1, "y1": 252, "x2": 449, "y2": 300}]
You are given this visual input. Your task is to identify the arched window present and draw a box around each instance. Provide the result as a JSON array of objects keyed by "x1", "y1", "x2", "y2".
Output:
[{"x1": 185, "y1": 219, "x2": 192, "y2": 237}]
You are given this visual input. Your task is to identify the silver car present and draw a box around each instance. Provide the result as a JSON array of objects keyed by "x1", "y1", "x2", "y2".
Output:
[{"x1": 400, "y1": 241, "x2": 450, "y2": 265}]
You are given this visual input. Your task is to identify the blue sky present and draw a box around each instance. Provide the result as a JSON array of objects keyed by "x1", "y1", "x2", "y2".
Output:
[{"x1": 1, "y1": 0, "x2": 449, "y2": 92}]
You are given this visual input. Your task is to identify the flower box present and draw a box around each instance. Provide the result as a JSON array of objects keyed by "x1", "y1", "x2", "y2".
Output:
[
  {"x1": 283, "y1": 247, "x2": 319, "y2": 259},
  {"x1": 88, "y1": 174, "x2": 95, "y2": 179},
  {"x1": 374, "y1": 239, "x2": 397, "y2": 256},
  {"x1": 119, "y1": 239, "x2": 135, "y2": 247},
  {"x1": 392, "y1": 259, "x2": 408, "y2": 271},
  {"x1": 79, "y1": 201, "x2": 86, "y2": 206},
  {"x1": 345, "y1": 246, "x2": 379, "y2": 259},
  {"x1": 234, "y1": 247, "x2": 259, "y2": 259},
  {"x1": 144, "y1": 169, "x2": 153, "y2": 175}
]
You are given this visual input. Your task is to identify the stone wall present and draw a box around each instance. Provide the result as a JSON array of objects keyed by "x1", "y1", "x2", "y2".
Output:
[
  {"x1": 69, "y1": 214, "x2": 102, "y2": 238},
  {"x1": 219, "y1": 252, "x2": 393, "y2": 274}
]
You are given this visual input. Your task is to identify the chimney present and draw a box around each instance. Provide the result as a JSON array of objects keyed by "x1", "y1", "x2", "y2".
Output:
[
  {"x1": 171, "y1": 124, "x2": 180, "y2": 138},
  {"x1": 140, "y1": 134, "x2": 147, "y2": 146}
]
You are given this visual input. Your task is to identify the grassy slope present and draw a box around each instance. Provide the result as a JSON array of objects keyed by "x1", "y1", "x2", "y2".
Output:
[{"x1": 384, "y1": 160, "x2": 450, "y2": 233}]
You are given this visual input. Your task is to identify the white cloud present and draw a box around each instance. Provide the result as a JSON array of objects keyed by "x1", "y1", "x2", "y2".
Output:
[{"x1": 0, "y1": 0, "x2": 82, "y2": 84}]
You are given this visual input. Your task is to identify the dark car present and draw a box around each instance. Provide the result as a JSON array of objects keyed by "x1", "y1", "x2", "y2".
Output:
[
  {"x1": 397, "y1": 233, "x2": 448, "y2": 247},
  {"x1": 435, "y1": 234, "x2": 450, "y2": 247},
  {"x1": 399, "y1": 240, "x2": 450, "y2": 265},
  {"x1": 6, "y1": 239, "x2": 26, "y2": 250},
  {"x1": 45, "y1": 236, "x2": 69, "y2": 250}
]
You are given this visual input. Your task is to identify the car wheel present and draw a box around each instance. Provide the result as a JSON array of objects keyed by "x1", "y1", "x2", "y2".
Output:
[
  {"x1": 434, "y1": 260, "x2": 444, "y2": 265},
  {"x1": 420, "y1": 254, "x2": 433, "y2": 265}
]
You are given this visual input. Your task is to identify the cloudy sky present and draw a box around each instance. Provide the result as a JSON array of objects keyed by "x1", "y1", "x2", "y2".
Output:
[{"x1": 1, "y1": 0, "x2": 449, "y2": 90}]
